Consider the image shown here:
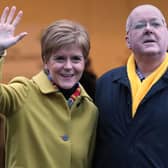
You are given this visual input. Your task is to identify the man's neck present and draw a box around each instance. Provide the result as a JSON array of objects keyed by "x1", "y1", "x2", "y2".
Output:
[{"x1": 135, "y1": 53, "x2": 166, "y2": 77}]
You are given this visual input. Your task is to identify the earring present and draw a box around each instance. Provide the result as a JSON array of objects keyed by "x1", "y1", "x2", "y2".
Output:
[{"x1": 44, "y1": 68, "x2": 49, "y2": 75}]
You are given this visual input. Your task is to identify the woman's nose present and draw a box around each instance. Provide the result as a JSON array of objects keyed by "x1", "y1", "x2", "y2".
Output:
[{"x1": 64, "y1": 59, "x2": 72, "y2": 69}]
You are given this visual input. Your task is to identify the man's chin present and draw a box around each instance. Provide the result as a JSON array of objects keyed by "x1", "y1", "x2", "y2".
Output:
[{"x1": 141, "y1": 50, "x2": 160, "y2": 56}]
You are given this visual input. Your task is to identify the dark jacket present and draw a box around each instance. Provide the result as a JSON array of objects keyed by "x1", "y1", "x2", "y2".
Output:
[
  {"x1": 79, "y1": 70, "x2": 97, "y2": 101},
  {"x1": 93, "y1": 66, "x2": 168, "y2": 168}
]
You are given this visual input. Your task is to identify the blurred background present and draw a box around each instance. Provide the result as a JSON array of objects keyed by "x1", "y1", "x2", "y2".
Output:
[{"x1": 0, "y1": 0, "x2": 167, "y2": 82}]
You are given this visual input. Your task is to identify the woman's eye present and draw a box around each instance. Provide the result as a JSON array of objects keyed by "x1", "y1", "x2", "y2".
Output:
[
  {"x1": 71, "y1": 56, "x2": 83, "y2": 63},
  {"x1": 53, "y1": 56, "x2": 65, "y2": 62},
  {"x1": 51, "y1": 55, "x2": 83, "y2": 63}
]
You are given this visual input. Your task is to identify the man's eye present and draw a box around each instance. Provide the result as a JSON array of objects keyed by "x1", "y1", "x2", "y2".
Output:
[
  {"x1": 134, "y1": 23, "x2": 146, "y2": 29},
  {"x1": 151, "y1": 22, "x2": 162, "y2": 28}
]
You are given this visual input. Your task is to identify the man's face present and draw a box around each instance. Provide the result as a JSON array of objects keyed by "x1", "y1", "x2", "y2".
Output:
[{"x1": 126, "y1": 6, "x2": 168, "y2": 57}]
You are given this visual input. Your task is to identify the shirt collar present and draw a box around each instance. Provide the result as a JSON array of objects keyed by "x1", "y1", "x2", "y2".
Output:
[{"x1": 136, "y1": 66, "x2": 145, "y2": 81}]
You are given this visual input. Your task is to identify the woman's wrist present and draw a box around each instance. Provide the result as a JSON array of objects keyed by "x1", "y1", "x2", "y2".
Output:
[{"x1": 0, "y1": 50, "x2": 7, "y2": 57}]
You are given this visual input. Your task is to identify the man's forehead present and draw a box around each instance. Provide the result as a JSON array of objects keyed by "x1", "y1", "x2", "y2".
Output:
[{"x1": 130, "y1": 5, "x2": 164, "y2": 21}]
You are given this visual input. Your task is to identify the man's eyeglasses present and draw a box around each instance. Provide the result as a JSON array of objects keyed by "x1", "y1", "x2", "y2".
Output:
[{"x1": 131, "y1": 19, "x2": 165, "y2": 30}]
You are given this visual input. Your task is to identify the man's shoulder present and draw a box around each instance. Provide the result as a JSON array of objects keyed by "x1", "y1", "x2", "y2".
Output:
[{"x1": 98, "y1": 66, "x2": 126, "y2": 81}]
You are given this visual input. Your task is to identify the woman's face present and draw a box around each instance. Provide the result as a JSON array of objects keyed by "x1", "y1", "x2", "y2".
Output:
[{"x1": 45, "y1": 45, "x2": 85, "y2": 89}]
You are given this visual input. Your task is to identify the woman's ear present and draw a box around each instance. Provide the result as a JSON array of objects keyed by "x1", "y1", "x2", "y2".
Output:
[
  {"x1": 44, "y1": 64, "x2": 49, "y2": 74},
  {"x1": 44, "y1": 64, "x2": 48, "y2": 69}
]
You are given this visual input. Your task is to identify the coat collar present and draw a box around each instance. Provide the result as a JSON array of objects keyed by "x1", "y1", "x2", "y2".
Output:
[
  {"x1": 32, "y1": 70, "x2": 57, "y2": 94},
  {"x1": 109, "y1": 66, "x2": 168, "y2": 87},
  {"x1": 109, "y1": 66, "x2": 130, "y2": 88},
  {"x1": 32, "y1": 70, "x2": 92, "y2": 100}
]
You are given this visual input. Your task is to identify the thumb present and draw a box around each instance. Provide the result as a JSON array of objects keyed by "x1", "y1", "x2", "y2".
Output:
[{"x1": 15, "y1": 32, "x2": 28, "y2": 43}]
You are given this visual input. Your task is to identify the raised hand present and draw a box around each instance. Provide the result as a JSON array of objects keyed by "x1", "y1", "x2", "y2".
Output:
[{"x1": 0, "y1": 6, "x2": 28, "y2": 51}]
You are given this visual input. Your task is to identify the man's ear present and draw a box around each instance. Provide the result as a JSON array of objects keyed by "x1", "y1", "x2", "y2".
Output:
[{"x1": 125, "y1": 34, "x2": 131, "y2": 49}]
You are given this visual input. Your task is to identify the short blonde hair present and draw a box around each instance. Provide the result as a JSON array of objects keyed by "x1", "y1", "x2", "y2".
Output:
[{"x1": 41, "y1": 19, "x2": 90, "y2": 62}]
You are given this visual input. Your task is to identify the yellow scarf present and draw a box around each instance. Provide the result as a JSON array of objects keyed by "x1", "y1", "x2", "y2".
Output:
[{"x1": 127, "y1": 53, "x2": 168, "y2": 117}]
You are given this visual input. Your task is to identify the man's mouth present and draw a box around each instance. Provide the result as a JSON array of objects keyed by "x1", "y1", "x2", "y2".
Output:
[{"x1": 143, "y1": 39, "x2": 156, "y2": 43}]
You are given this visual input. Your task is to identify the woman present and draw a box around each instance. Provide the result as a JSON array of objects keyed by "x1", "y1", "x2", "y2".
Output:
[{"x1": 0, "y1": 6, "x2": 98, "y2": 168}]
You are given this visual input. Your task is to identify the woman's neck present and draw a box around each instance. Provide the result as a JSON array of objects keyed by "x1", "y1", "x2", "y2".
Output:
[{"x1": 58, "y1": 83, "x2": 79, "y2": 100}]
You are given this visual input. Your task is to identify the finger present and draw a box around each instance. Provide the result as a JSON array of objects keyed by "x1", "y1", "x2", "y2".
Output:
[
  {"x1": 6, "y1": 6, "x2": 16, "y2": 24},
  {"x1": 14, "y1": 32, "x2": 28, "y2": 43},
  {"x1": 12, "y1": 10, "x2": 23, "y2": 27},
  {"x1": 0, "y1": 6, "x2": 9, "y2": 24}
]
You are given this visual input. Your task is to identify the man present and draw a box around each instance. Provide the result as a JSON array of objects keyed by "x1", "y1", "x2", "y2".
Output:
[{"x1": 93, "y1": 4, "x2": 168, "y2": 168}]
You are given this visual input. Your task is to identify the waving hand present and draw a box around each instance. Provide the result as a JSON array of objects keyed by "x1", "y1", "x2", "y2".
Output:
[{"x1": 0, "y1": 6, "x2": 28, "y2": 51}]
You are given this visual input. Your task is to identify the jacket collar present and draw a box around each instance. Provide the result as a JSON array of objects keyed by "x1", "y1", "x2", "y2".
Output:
[
  {"x1": 109, "y1": 66, "x2": 130, "y2": 88},
  {"x1": 32, "y1": 70, "x2": 58, "y2": 94},
  {"x1": 110, "y1": 66, "x2": 168, "y2": 87},
  {"x1": 162, "y1": 69, "x2": 168, "y2": 81},
  {"x1": 32, "y1": 70, "x2": 92, "y2": 100}
]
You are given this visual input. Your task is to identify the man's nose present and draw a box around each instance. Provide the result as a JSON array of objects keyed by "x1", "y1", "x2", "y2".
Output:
[
  {"x1": 144, "y1": 22, "x2": 153, "y2": 34},
  {"x1": 146, "y1": 22, "x2": 151, "y2": 29}
]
